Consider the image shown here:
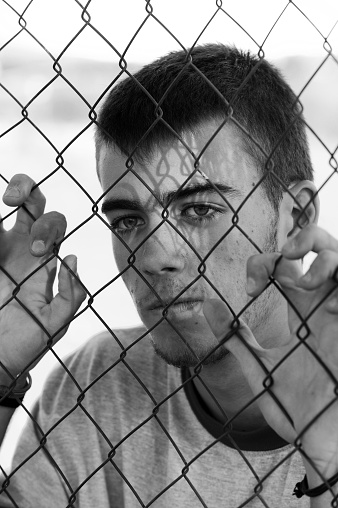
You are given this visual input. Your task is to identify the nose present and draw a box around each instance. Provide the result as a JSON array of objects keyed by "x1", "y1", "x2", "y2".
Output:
[{"x1": 138, "y1": 221, "x2": 186, "y2": 276}]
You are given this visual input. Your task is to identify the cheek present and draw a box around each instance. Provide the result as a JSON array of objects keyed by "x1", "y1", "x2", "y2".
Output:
[
  {"x1": 206, "y1": 235, "x2": 251, "y2": 283},
  {"x1": 112, "y1": 240, "x2": 143, "y2": 298},
  {"x1": 118, "y1": 266, "x2": 139, "y2": 300},
  {"x1": 112, "y1": 240, "x2": 124, "y2": 270},
  {"x1": 112, "y1": 239, "x2": 133, "y2": 282}
]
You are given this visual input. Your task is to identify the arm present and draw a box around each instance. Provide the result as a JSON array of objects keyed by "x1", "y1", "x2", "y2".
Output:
[
  {"x1": 204, "y1": 224, "x2": 338, "y2": 506},
  {"x1": 0, "y1": 174, "x2": 85, "y2": 447},
  {"x1": 305, "y1": 469, "x2": 338, "y2": 508},
  {"x1": 0, "y1": 398, "x2": 72, "y2": 508}
]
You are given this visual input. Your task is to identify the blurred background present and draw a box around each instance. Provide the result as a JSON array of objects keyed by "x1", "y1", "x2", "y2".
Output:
[{"x1": 0, "y1": 0, "x2": 337, "y2": 469}]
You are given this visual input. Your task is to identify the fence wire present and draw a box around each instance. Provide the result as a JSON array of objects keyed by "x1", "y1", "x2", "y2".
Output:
[{"x1": 0, "y1": 1, "x2": 338, "y2": 507}]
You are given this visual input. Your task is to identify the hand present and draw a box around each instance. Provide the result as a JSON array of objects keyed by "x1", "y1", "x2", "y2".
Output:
[
  {"x1": 204, "y1": 224, "x2": 338, "y2": 476},
  {"x1": 0, "y1": 174, "x2": 86, "y2": 385}
]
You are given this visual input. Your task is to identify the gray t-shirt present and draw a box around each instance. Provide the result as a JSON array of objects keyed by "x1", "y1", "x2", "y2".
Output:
[{"x1": 0, "y1": 327, "x2": 308, "y2": 507}]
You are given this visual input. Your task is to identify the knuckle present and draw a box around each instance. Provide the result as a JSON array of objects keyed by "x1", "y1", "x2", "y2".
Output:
[
  {"x1": 297, "y1": 223, "x2": 316, "y2": 242},
  {"x1": 31, "y1": 212, "x2": 66, "y2": 239},
  {"x1": 32, "y1": 219, "x2": 52, "y2": 239},
  {"x1": 37, "y1": 189, "x2": 47, "y2": 206},
  {"x1": 42, "y1": 212, "x2": 67, "y2": 238},
  {"x1": 247, "y1": 253, "x2": 260, "y2": 270},
  {"x1": 317, "y1": 249, "x2": 334, "y2": 264},
  {"x1": 46, "y1": 211, "x2": 67, "y2": 226},
  {"x1": 78, "y1": 286, "x2": 87, "y2": 300},
  {"x1": 10, "y1": 173, "x2": 35, "y2": 193},
  {"x1": 10, "y1": 173, "x2": 34, "y2": 185},
  {"x1": 304, "y1": 223, "x2": 317, "y2": 233},
  {"x1": 247, "y1": 253, "x2": 273, "y2": 284}
]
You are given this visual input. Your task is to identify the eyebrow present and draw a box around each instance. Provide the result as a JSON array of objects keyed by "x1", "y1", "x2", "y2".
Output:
[{"x1": 101, "y1": 181, "x2": 241, "y2": 215}]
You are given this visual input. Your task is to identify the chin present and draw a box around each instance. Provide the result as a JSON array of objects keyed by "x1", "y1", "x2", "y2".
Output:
[
  {"x1": 149, "y1": 326, "x2": 230, "y2": 368},
  {"x1": 140, "y1": 307, "x2": 230, "y2": 367}
]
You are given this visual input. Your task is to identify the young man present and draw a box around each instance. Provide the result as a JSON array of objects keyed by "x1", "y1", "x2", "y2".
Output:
[{"x1": 0, "y1": 44, "x2": 338, "y2": 507}]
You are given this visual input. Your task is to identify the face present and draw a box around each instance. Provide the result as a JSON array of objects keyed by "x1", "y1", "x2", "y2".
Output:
[{"x1": 98, "y1": 121, "x2": 285, "y2": 368}]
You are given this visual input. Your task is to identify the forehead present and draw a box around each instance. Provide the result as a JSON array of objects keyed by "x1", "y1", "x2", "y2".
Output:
[{"x1": 98, "y1": 121, "x2": 258, "y2": 196}]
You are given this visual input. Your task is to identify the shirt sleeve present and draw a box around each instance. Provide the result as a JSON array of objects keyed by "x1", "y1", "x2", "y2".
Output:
[{"x1": 0, "y1": 401, "x2": 73, "y2": 508}]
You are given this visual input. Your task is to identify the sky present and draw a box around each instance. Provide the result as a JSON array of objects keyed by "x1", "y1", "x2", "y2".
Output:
[{"x1": 0, "y1": 0, "x2": 338, "y2": 64}]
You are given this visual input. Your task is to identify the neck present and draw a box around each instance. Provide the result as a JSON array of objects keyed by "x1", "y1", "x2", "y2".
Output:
[
  {"x1": 189, "y1": 353, "x2": 267, "y2": 432},
  {"x1": 190, "y1": 301, "x2": 291, "y2": 431}
]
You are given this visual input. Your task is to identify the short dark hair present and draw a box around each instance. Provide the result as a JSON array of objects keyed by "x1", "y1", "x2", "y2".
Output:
[{"x1": 95, "y1": 43, "x2": 313, "y2": 209}]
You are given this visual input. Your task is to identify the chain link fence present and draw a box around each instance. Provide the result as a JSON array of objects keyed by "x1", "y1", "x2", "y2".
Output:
[{"x1": 0, "y1": 0, "x2": 338, "y2": 507}]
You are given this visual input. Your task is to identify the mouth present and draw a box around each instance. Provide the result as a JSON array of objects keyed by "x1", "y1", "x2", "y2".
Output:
[{"x1": 147, "y1": 299, "x2": 203, "y2": 313}]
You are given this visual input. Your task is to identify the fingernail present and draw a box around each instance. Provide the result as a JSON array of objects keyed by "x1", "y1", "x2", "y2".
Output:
[
  {"x1": 4, "y1": 186, "x2": 20, "y2": 198},
  {"x1": 31, "y1": 240, "x2": 46, "y2": 254},
  {"x1": 246, "y1": 277, "x2": 256, "y2": 294}
]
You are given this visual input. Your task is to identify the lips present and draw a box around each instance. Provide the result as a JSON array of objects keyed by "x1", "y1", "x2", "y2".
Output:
[
  {"x1": 135, "y1": 283, "x2": 207, "y2": 313},
  {"x1": 145, "y1": 298, "x2": 203, "y2": 311}
]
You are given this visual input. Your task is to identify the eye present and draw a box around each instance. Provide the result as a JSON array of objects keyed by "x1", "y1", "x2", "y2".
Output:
[
  {"x1": 187, "y1": 205, "x2": 212, "y2": 216},
  {"x1": 110, "y1": 216, "x2": 144, "y2": 234},
  {"x1": 183, "y1": 204, "x2": 218, "y2": 218},
  {"x1": 181, "y1": 203, "x2": 225, "y2": 225}
]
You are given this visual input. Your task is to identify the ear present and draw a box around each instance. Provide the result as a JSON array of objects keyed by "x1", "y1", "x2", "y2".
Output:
[{"x1": 285, "y1": 180, "x2": 320, "y2": 238}]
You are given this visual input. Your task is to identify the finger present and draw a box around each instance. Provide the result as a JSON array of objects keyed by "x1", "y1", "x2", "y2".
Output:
[
  {"x1": 282, "y1": 224, "x2": 338, "y2": 259},
  {"x1": 203, "y1": 299, "x2": 296, "y2": 438},
  {"x1": 246, "y1": 252, "x2": 302, "y2": 296},
  {"x1": 297, "y1": 250, "x2": 338, "y2": 289},
  {"x1": 203, "y1": 298, "x2": 263, "y2": 359},
  {"x1": 325, "y1": 287, "x2": 338, "y2": 314},
  {"x1": 29, "y1": 211, "x2": 67, "y2": 257},
  {"x1": 2, "y1": 174, "x2": 46, "y2": 234},
  {"x1": 49, "y1": 255, "x2": 86, "y2": 335}
]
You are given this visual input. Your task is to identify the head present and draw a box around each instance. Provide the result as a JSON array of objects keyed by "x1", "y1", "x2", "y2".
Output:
[
  {"x1": 95, "y1": 44, "x2": 318, "y2": 368},
  {"x1": 95, "y1": 43, "x2": 313, "y2": 210}
]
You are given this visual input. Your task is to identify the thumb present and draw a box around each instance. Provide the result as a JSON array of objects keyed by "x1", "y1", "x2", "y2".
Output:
[
  {"x1": 203, "y1": 298, "x2": 265, "y2": 370},
  {"x1": 49, "y1": 255, "x2": 87, "y2": 336}
]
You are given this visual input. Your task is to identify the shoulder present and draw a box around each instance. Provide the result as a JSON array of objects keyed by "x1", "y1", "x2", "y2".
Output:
[
  {"x1": 35, "y1": 326, "x2": 175, "y2": 437},
  {"x1": 67, "y1": 325, "x2": 149, "y2": 364},
  {"x1": 40, "y1": 326, "x2": 163, "y2": 410},
  {"x1": 49, "y1": 325, "x2": 151, "y2": 382}
]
